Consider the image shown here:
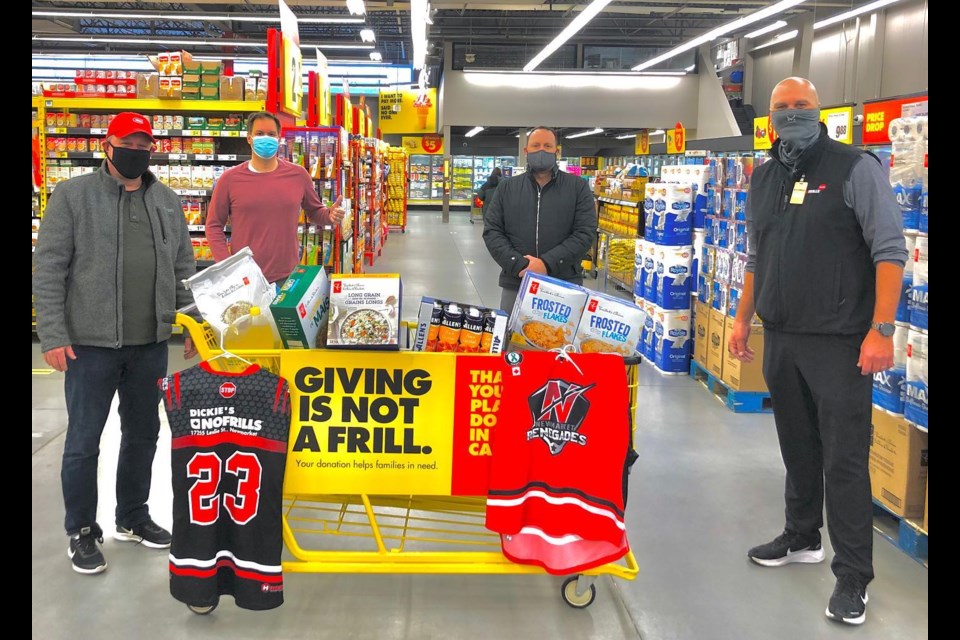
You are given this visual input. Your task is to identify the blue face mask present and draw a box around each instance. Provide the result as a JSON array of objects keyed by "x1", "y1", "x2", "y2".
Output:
[{"x1": 251, "y1": 136, "x2": 279, "y2": 159}]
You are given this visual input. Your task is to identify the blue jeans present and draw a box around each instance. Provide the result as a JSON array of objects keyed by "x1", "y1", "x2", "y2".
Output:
[{"x1": 61, "y1": 342, "x2": 168, "y2": 536}]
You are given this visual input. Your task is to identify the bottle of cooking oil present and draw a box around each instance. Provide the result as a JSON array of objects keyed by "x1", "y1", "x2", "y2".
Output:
[{"x1": 222, "y1": 306, "x2": 282, "y2": 351}]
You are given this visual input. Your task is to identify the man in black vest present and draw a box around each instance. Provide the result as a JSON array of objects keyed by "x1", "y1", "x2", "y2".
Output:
[{"x1": 728, "y1": 77, "x2": 907, "y2": 626}]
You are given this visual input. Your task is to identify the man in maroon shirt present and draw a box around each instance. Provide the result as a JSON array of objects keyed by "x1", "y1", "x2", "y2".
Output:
[{"x1": 205, "y1": 112, "x2": 345, "y2": 285}]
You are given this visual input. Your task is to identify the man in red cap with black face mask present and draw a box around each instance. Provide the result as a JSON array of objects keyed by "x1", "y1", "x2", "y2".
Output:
[{"x1": 34, "y1": 112, "x2": 197, "y2": 575}]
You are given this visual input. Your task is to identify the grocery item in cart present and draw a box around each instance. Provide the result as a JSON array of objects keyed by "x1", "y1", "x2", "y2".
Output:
[
  {"x1": 456, "y1": 307, "x2": 486, "y2": 353},
  {"x1": 326, "y1": 273, "x2": 402, "y2": 349},
  {"x1": 509, "y1": 272, "x2": 588, "y2": 351},
  {"x1": 412, "y1": 297, "x2": 508, "y2": 353},
  {"x1": 182, "y1": 246, "x2": 281, "y2": 346},
  {"x1": 435, "y1": 304, "x2": 465, "y2": 353},
  {"x1": 573, "y1": 292, "x2": 644, "y2": 356},
  {"x1": 270, "y1": 265, "x2": 330, "y2": 349}
]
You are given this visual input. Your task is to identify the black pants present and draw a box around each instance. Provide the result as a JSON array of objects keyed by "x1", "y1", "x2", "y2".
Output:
[{"x1": 763, "y1": 330, "x2": 874, "y2": 584}]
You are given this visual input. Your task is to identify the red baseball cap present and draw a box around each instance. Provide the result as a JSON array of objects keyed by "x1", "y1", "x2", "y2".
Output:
[{"x1": 106, "y1": 112, "x2": 155, "y2": 142}]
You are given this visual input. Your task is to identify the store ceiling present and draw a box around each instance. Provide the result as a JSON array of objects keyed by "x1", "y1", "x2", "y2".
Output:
[{"x1": 33, "y1": 1, "x2": 868, "y2": 68}]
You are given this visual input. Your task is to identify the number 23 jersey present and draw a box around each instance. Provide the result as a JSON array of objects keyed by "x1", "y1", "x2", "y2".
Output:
[{"x1": 160, "y1": 362, "x2": 291, "y2": 611}]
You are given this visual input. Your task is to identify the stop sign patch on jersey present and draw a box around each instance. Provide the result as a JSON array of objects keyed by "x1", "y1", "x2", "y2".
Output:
[{"x1": 219, "y1": 382, "x2": 237, "y2": 399}]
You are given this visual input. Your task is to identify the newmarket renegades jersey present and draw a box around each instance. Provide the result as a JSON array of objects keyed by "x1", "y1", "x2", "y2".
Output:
[
  {"x1": 160, "y1": 362, "x2": 291, "y2": 611},
  {"x1": 485, "y1": 351, "x2": 632, "y2": 575}
]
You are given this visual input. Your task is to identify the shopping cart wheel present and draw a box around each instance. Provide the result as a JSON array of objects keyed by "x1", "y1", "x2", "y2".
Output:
[
  {"x1": 561, "y1": 575, "x2": 597, "y2": 609},
  {"x1": 187, "y1": 601, "x2": 218, "y2": 615}
]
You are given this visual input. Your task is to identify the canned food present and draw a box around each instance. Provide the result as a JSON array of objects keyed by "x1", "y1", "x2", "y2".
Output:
[
  {"x1": 456, "y1": 307, "x2": 485, "y2": 353},
  {"x1": 425, "y1": 301, "x2": 444, "y2": 352},
  {"x1": 436, "y1": 304, "x2": 464, "y2": 353}
]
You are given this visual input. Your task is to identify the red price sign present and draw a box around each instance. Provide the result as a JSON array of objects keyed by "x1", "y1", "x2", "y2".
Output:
[
  {"x1": 421, "y1": 134, "x2": 443, "y2": 154},
  {"x1": 862, "y1": 95, "x2": 928, "y2": 145},
  {"x1": 674, "y1": 122, "x2": 685, "y2": 151}
]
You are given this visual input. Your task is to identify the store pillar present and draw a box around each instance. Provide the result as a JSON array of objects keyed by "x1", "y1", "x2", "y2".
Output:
[{"x1": 441, "y1": 124, "x2": 451, "y2": 222}]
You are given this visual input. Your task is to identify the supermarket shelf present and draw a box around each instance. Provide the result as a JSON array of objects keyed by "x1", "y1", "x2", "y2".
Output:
[
  {"x1": 43, "y1": 127, "x2": 246, "y2": 138},
  {"x1": 715, "y1": 61, "x2": 744, "y2": 74},
  {"x1": 39, "y1": 98, "x2": 264, "y2": 112},
  {"x1": 872, "y1": 500, "x2": 928, "y2": 567},
  {"x1": 45, "y1": 152, "x2": 249, "y2": 161},
  {"x1": 598, "y1": 197, "x2": 642, "y2": 207},
  {"x1": 174, "y1": 189, "x2": 213, "y2": 196}
]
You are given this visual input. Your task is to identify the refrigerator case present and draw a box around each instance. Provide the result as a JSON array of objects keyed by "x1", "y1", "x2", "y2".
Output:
[
  {"x1": 430, "y1": 156, "x2": 444, "y2": 199},
  {"x1": 473, "y1": 156, "x2": 495, "y2": 193},
  {"x1": 452, "y1": 155, "x2": 474, "y2": 201},
  {"x1": 408, "y1": 153, "x2": 433, "y2": 201}
]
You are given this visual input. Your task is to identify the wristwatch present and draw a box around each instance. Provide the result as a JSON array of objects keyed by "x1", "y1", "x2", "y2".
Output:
[{"x1": 871, "y1": 321, "x2": 896, "y2": 337}]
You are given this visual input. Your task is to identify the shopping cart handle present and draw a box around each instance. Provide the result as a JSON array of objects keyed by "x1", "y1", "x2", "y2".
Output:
[{"x1": 623, "y1": 355, "x2": 642, "y2": 367}]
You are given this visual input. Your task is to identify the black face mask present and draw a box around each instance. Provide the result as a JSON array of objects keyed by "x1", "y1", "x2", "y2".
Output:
[{"x1": 107, "y1": 145, "x2": 151, "y2": 179}]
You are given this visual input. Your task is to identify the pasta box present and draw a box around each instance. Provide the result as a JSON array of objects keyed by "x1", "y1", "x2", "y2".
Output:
[
  {"x1": 326, "y1": 274, "x2": 402, "y2": 350},
  {"x1": 270, "y1": 265, "x2": 330, "y2": 349},
  {"x1": 573, "y1": 291, "x2": 645, "y2": 356},
  {"x1": 508, "y1": 272, "x2": 588, "y2": 351}
]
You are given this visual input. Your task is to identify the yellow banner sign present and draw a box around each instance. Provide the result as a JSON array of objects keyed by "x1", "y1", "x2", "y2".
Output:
[
  {"x1": 401, "y1": 135, "x2": 444, "y2": 155},
  {"x1": 378, "y1": 88, "x2": 438, "y2": 134},
  {"x1": 820, "y1": 106, "x2": 853, "y2": 144},
  {"x1": 634, "y1": 130, "x2": 650, "y2": 155},
  {"x1": 754, "y1": 115, "x2": 776, "y2": 150},
  {"x1": 666, "y1": 121, "x2": 686, "y2": 154}
]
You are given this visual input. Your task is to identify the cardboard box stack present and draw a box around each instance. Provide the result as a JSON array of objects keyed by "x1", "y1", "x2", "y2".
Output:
[
  {"x1": 868, "y1": 407, "x2": 928, "y2": 519},
  {"x1": 151, "y1": 50, "x2": 189, "y2": 99}
]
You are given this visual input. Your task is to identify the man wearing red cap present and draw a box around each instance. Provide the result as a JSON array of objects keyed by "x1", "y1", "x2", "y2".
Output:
[{"x1": 34, "y1": 111, "x2": 197, "y2": 575}]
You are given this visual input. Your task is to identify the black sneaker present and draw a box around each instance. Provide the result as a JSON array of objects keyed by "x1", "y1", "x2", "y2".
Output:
[
  {"x1": 747, "y1": 530, "x2": 825, "y2": 567},
  {"x1": 826, "y1": 574, "x2": 869, "y2": 625},
  {"x1": 68, "y1": 527, "x2": 107, "y2": 575},
  {"x1": 115, "y1": 519, "x2": 171, "y2": 549}
]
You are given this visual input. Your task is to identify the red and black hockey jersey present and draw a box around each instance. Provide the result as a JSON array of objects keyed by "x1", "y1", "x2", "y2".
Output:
[
  {"x1": 160, "y1": 361, "x2": 291, "y2": 611},
  {"x1": 485, "y1": 351, "x2": 632, "y2": 575}
]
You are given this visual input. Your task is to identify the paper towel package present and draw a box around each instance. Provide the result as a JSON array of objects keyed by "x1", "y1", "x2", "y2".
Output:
[
  {"x1": 913, "y1": 235, "x2": 928, "y2": 287},
  {"x1": 714, "y1": 218, "x2": 730, "y2": 249},
  {"x1": 734, "y1": 190, "x2": 748, "y2": 221},
  {"x1": 904, "y1": 380, "x2": 928, "y2": 428},
  {"x1": 910, "y1": 284, "x2": 928, "y2": 330},
  {"x1": 733, "y1": 222, "x2": 747, "y2": 254},
  {"x1": 919, "y1": 184, "x2": 928, "y2": 234},
  {"x1": 653, "y1": 307, "x2": 692, "y2": 373},
  {"x1": 712, "y1": 281, "x2": 728, "y2": 313},
  {"x1": 727, "y1": 286, "x2": 741, "y2": 318},
  {"x1": 903, "y1": 233, "x2": 916, "y2": 277},
  {"x1": 642, "y1": 240, "x2": 658, "y2": 303},
  {"x1": 896, "y1": 275, "x2": 913, "y2": 323},
  {"x1": 655, "y1": 245, "x2": 694, "y2": 310},
  {"x1": 651, "y1": 183, "x2": 694, "y2": 245},
  {"x1": 904, "y1": 327, "x2": 928, "y2": 428},
  {"x1": 873, "y1": 366, "x2": 906, "y2": 415},
  {"x1": 698, "y1": 273, "x2": 713, "y2": 305},
  {"x1": 643, "y1": 183, "x2": 657, "y2": 236},
  {"x1": 573, "y1": 292, "x2": 645, "y2": 356},
  {"x1": 641, "y1": 301, "x2": 657, "y2": 361},
  {"x1": 714, "y1": 248, "x2": 732, "y2": 285},
  {"x1": 722, "y1": 188, "x2": 735, "y2": 219},
  {"x1": 692, "y1": 229, "x2": 707, "y2": 283},
  {"x1": 633, "y1": 239, "x2": 645, "y2": 297},
  {"x1": 703, "y1": 215, "x2": 715, "y2": 246},
  {"x1": 508, "y1": 272, "x2": 588, "y2": 351},
  {"x1": 893, "y1": 181, "x2": 921, "y2": 231}
]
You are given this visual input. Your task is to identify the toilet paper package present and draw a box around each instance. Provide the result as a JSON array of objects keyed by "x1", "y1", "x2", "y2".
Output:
[
  {"x1": 727, "y1": 286, "x2": 741, "y2": 318},
  {"x1": 698, "y1": 273, "x2": 713, "y2": 305},
  {"x1": 692, "y1": 229, "x2": 707, "y2": 282},
  {"x1": 893, "y1": 321, "x2": 910, "y2": 368},
  {"x1": 653, "y1": 307, "x2": 692, "y2": 373},
  {"x1": 703, "y1": 215, "x2": 715, "y2": 246},
  {"x1": 913, "y1": 235, "x2": 928, "y2": 287},
  {"x1": 896, "y1": 274, "x2": 913, "y2": 323},
  {"x1": 714, "y1": 217, "x2": 730, "y2": 249},
  {"x1": 700, "y1": 243, "x2": 716, "y2": 278},
  {"x1": 873, "y1": 365, "x2": 906, "y2": 415},
  {"x1": 722, "y1": 188, "x2": 735, "y2": 219},
  {"x1": 919, "y1": 143, "x2": 928, "y2": 234},
  {"x1": 712, "y1": 281, "x2": 728, "y2": 313},
  {"x1": 641, "y1": 240, "x2": 658, "y2": 303},
  {"x1": 730, "y1": 252, "x2": 748, "y2": 289},
  {"x1": 651, "y1": 183, "x2": 694, "y2": 245},
  {"x1": 910, "y1": 283, "x2": 928, "y2": 331},
  {"x1": 903, "y1": 233, "x2": 916, "y2": 277},
  {"x1": 734, "y1": 190, "x2": 748, "y2": 221},
  {"x1": 633, "y1": 239, "x2": 645, "y2": 299},
  {"x1": 655, "y1": 245, "x2": 694, "y2": 309},
  {"x1": 680, "y1": 165, "x2": 710, "y2": 229},
  {"x1": 643, "y1": 183, "x2": 657, "y2": 237},
  {"x1": 714, "y1": 247, "x2": 732, "y2": 285},
  {"x1": 904, "y1": 328, "x2": 928, "y2": 428},
  {"x1": 641, "y1": 302, "x2": 657, "y2": 362},
  {"x1": 733, "y1": 222, "x2": 747, "y2": 254}
]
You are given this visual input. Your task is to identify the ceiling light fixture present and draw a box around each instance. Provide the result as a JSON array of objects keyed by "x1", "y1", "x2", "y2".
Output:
[
  {"x1": 32, "y1": 35, "x2": 374, "y2": 50},
  {"x1": 346, "y1": 0, "x2": 367, "y2": 16},
  {"x1": 750, "y1": 29, "x2": 799, "y2": 51},
  {"x1": 410, "y1": 0, "x2": 431, "y2": 70},
  {"x1": 465, "y1": 126, "x2": 485, "y2": 138},
  {"x1": 651, "y1": 129, "x2": 665, "y2": 135},
  {"x1": 632, "y1": 0, "x2": 807, "y2": 71},
  {"x1": 616, "y1": 133, "x2": 637, "y2": 139},
  {"x1": 360, "y1": 29, "x2": 376, "y2": 42},
  {"x1": 566, "y1": 128, "x2": 604, "y2": 139},
  {"x1": 369, "y1": 51, "x2": 383, "y2": 61},
  {"x1": 32, "y1": 9, "x2": 364, "y2": 24},
  {"x1": 524, "y1": 0, "x2": 613, "y2": 72},
  {"x1": 684, "y1": 64, "x2": 695, "y2": 72},
  {"x1": 814, "y1": 0, "x2": 902, "y2": 29},
  {"x1": 744, "y1": 20, "x2": 788, "y2": 38}
]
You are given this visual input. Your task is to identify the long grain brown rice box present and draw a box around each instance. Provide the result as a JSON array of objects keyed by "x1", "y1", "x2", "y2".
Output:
[{"x1": 326, "y1": 274, "x2": 402, "y2": 350}]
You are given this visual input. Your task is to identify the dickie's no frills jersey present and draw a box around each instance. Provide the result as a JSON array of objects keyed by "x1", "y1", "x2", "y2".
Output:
[
  {"x1": 160, "y1": 362, "x2": 291, "y2": 611},
  {"x1": 485, "y1": 351, "x2": 631, "y2": 575}
]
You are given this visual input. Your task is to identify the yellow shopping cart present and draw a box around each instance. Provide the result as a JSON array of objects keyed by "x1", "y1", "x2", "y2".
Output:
[{"x1": 176, "y1": 313, "x2": 640, "y2": 610}]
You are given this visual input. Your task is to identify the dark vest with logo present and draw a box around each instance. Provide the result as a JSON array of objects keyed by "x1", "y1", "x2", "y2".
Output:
[{"x1": 750, "y1": 127, "x2": 877, "y2": 335}]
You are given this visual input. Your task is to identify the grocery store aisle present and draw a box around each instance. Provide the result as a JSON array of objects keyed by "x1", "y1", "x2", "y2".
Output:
[{"x1": 32, "y1": 210, "x2": 927, "y2": 639}]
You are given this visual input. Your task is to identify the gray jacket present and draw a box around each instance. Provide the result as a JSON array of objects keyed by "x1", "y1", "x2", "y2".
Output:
[
  {"x1": 33, "y1": 163, "x2": 196, "y2": 352},
  {"x1": 482, "y1": 167, "x2": 597, "y2": 289}
]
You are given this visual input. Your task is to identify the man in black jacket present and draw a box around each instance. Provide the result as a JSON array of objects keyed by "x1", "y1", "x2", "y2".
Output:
[
  {"x1": 482, "y1": 127, "x2": 597, "y2": 313},
  {"x1": 728, "y1": 77, "x2": 907, "y2": 626}
]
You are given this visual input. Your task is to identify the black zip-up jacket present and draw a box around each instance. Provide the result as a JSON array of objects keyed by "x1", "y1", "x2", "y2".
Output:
[
  {"x1": 750, "y1": 125, "x2": 878, "y2": 335},
  {"x1": 482, "y1": 167, "x2": 597, "y2": 289}
]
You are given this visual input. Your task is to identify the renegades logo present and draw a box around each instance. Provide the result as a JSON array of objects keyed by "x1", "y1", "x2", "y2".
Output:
[
  {"x1": 219, "y1": 382, "x2": 237, "y2": 399},
  {"x1": 526, "y1": 379, "x2": 595, "y2": 455}
]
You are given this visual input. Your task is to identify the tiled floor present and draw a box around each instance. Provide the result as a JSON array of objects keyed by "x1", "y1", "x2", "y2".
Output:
[{"x1": 32, "y1": 210, "x2": 927, "y2": 639}]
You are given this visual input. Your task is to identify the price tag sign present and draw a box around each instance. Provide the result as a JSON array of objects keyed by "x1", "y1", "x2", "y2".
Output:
[
  {"x1": 90, "y1": 128, "x2": 107, "y2": 135},
  {"x1": 201, "y1": 130, "x2": 214, "y2": 136},
  {"x1": 218, "y1": 154, "x2": 237, "y2": 161},
  {"x1": 820, "y1": 106, "x2": 853, "y2": 145},
  {"x1": 93, "y1": 152, "x2": 105, "y2": 158},
  {"x1": 195, "y1": 154, "x2": 213, "y2": 161},
  {"x1": 225, "y1": 131, "x2": 240, "y2": 137},
  {"x1": 168, "y1": 153, "x2": 185, "y2": 160},
  {"x1": 47, "y1": 127, "x2": 67, "y2": 134},
  {"x1": 153, "y1": 129, "x2": 169, "y2": 137},
  {"x1": 184, "y1": 130, "x2": 200, "y2": 137}
]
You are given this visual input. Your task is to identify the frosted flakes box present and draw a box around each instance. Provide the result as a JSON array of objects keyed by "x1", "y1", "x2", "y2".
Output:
[
  {"x1": 326, "y1": 274, "x2": 402, "y2": 350},
  {"x1": 508, "y1": 272, "x2": 588, "y2": 351},
  {"x1": 573, "y1": 292, "x2": 645, "y2": 356}
]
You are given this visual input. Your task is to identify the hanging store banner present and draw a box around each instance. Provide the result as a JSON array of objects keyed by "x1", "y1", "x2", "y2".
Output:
[
  {"x1": 862, "y1": 95, "x2": 929, "y2": 145},
  {"x1": 378, "y1": 88, "x2": 438, "y2": 134},
  {"x1": 315, "y1": 48, "x2": 331, "y2": 126},
  {"x1": 666, "y1": 122, "x2": 686, "y2": 154},
  {"x1": 819, "y1": 106, "x2": 854, "y2": 145},
  {"x1": 402, "y1": 134, "x2": 444, "y2": 155},
  {"x1": 278, "y1": 0, "x2": 303, "y2": 118},
  {"x1": 281, "y1": 351, "x2": 501, "y2": 495},
  {"x1": 635, "y1": 130, "x2": 650, "y2": 156},
  {"x1": 754, "y1": 116, "x2": 776, "y2": 150}
]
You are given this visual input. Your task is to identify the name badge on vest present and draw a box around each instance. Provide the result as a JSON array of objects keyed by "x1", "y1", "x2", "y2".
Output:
[{"x1": 790, "y1": 181, "x2": 808, "y2": 205}]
